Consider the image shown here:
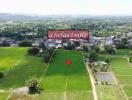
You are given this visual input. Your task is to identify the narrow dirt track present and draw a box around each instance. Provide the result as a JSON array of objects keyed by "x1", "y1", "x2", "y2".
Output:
[{"x1": 86, "y1": 62, "x2": 98, "y2": 100}]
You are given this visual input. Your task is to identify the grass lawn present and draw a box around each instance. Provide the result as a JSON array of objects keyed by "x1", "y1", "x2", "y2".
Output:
[
  {"x1": 42, "y1": 50, "x2": 91, "y2": 91},
  {"x1": 0, "y1": 92, "x2": 9, "y2": 100},
  {"x1": 0, "y1": 47, "x2": 47, "y2": 89}
]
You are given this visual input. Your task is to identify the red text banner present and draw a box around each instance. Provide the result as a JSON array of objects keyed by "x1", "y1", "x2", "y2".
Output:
[{"x1": 48, "y1": 30, "x2": 89, "y2": 39}]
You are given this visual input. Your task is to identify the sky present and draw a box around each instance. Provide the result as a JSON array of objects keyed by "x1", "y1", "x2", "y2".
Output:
[{"x1": 0, "y1": 0, "x2": 132, "y2": 15}]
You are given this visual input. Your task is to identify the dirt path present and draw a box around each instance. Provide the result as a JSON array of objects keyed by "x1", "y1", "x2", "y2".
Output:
[{"x1": 86, "y1": 62, "x2": 98, "y2": 100}]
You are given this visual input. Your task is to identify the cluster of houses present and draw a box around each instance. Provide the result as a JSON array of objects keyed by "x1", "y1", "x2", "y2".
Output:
[
  {"x1": 44, "y1": 35, "x2": 114, "y2": 49},
  {"x1": 44, "y1": 37, "x2": 88, "y2": 49},
  {"x1": 0, "y1": 32, "x2": 132, "y2": 49},
  {"x1": 45, "y1": 31, "x2": 132, "y2": 49},
  {"x1": 0, "y1": 37, "x2": 17, "y2": 46}
]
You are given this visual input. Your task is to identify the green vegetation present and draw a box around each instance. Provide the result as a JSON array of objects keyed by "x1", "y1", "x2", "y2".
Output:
[
  {"x1": 97, "y1": 49, "x2": 132, "y2": 99},
  {"x1": 96, "y1": 85, "x2": 117, "y2": 100},
  {"x1": 26, "y1": 77, "x2": 42, "y2": 94},
  {"x1": 105, "y1": 45, "x2": 115, "y2": 55},
  {"x1": 67, "y1": 91, "x2": 93, "y2": 100},
  {"x1": 96, "y1": 85, "x2": 126, "y2": 100},
  {"x1": 43, "y1": 50, "x2": 91, "y2": 90},
  {"x1": 0, "y1": 47, "x2": 47, "y2": 89},
  {"x1": 0, "y1": 48, "x2": 92, "y2": 99},
  {"x1": 0, "y1": 92, "x2": 9, "y2": 100},
  {"x1": 38, "y1": 92, "x2": 64, "y2": 100},
  {"x1": 111, "y1": 57, "x2": 132, "y2": 98},
  {"x1": 18, "y1": 40, "x2": 32, "y2": 47},
  {"x1": 0, "y1": 47, "x2": 27, "y2": 72}
]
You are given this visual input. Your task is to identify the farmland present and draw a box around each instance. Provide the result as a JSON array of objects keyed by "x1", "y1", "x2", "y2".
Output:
[
  {"x1": 0, "y1": 47, "x2": 131, "y2": 100},
  {"x1": 43, "y1": 50, "x2": 91, "y2": 90},
  {"x1": 41, "y1": 50, "x2": 92, "y2": 99},
  {"x1": 97, "y1": 49, "x2": 132, "y2": 100},
  {"x1": 0, "y1": 47, "x2": 47, "y2": 89},
  {"x1": 0, "y1": 48, "x2": 92, "y2": 100}
]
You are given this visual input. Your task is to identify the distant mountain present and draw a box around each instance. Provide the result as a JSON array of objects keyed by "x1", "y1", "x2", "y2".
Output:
[
  {"x1": 0, "y1": 13, "x2": 132, "y2": 22},
  {"x1": 0, "y1": 13, "x2": 45, "y2": 21},
  {"x1": 0, "y1": 13, "x2": 92, "y2": 22}
]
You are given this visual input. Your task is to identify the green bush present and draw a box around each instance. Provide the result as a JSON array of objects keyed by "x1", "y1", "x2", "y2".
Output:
[
  {"x1": 129, "y1": 56, "x2": 132, "y2": 63},
  {"x1": 0, "y1": 72, "x2": 4, "y2": 79},
  {"x1": 0, "y1": 41, "x2": 10, "y2": 47},
  {"x1": 28, "y1": 47, "x2": 40, "y2": 55},
  {"x1": 105, "y1": 57, "x2": 110, "y2": 64},
  {"x1": 18, "y1": 40, "x2": 32, "y2": 47},
  {"x1": 105, "y1": 45, "x2": 115, "y2": 55},
  {"x1": 88, "y1": 51, "x2": 98, "y2": 62},
  {"x1": 26, "y1": 77, "x2": 42, "y2": 94}
]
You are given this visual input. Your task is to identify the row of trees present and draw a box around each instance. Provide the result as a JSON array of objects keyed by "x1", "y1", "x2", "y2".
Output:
[{"x1": 83, "y1": 44, "x2": 115, "y2": 63}]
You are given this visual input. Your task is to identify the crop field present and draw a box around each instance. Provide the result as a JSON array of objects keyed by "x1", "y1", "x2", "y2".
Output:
[
  {"x1": 0, "y1": 47, "x2": 27, "y2": 72},
  {"x1": 0, "y1": 48, "x2": 92, "y2": 100},
  {"x1": 42, "y1": 50, "x2": 92, "y2": 99},
  {"x1": 111, "y1": 57, "x2": 132, "y2": 100},
  {"x1": 98, "y1": 51, "x2": 132, "y2": 100},
  {"x1": 0, "y1": 47, "x2": 47, "y2": 89},
  {"x1": 43, "y1": 50, "x2": 91, "y2": 90},
  {"x1": 0, "y1": 92, "x2": 9, "y2": 100}
]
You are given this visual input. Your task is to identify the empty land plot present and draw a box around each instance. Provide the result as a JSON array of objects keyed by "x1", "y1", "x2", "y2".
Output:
[
  {"x1": 43, "y1": 50, "x2": 91, "y2": 91},
  {"x1": 96, "y1": 72, "x2": 116, "y2": 84}
]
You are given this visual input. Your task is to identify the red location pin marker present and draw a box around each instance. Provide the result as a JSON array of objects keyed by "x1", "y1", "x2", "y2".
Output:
[{"x1": 66, "y1": 59, "x2": 71, "y2": 65}]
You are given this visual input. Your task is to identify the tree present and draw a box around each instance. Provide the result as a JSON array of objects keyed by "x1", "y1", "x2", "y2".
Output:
[
  {"x1": 28, "y1": 47, "x2": 40, "y2": 55},
  {"x1": 115, "y1": 42, "x2": 125, "y2": 49},
  {"x1": 94, "y1": 45, "x2": 100, "y2": 53},
  {"x1": 128, "y1": 51, "x2": 132, "y2": 63},
  {"x1": 105, "y1": 45, "x2": 115, "y2": 55},
  {"x1": 121, "y1": 38, "x2": 128, "y2": 44},
  {"x1": 43, "y1": 48, "x2": 54, "y2": 63},
  {"x1": 88, "y1": 51, "x2": 98, "y2": 62},
  {"x1": 129, "y1": 57, "x2": 132, "y2": 63},
  {"x1": 25, "y1": 77, "x2": 42, "y2": 94},
  {"x1": 104, "y1": 57, "x2": 110, "y2": 64},
  {"x1": 18, "y1": 40, "x2": 32, "y2": 47},
  {"x1": 44, "y1": 54, "x2": 51, "y2": 63},
  {"x1": 64, "y1": 42, "x2": 75, "y2": 50},
  {"x1": 0, "y1": 72, "x2": 4, "y2": 79},
  {"x1": 0, "y1": 41, "x2": 10, "y2": 47},
  {"x1": 74, "y1": 41, "x2": 80, "y2": 46},
  {"x1": 83, "y1": 45, "x2": 89, "y2": 52}
]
